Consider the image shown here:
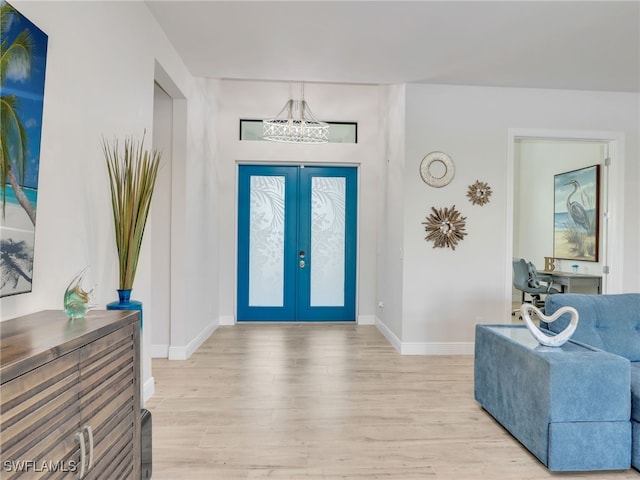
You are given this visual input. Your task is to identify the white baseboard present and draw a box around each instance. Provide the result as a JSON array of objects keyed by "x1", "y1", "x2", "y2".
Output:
[
  {"x1": 374, "y1": 317, "x2": 473, "y2": 355},
  {"x1": 374, "y1": 316, "x2": 402, "y2": 353},
  {"x1": 168, "y1": 319, "x2": 219, "y2": 360},
  {"x1": 151, "y1": 344, "x2": 169, "y2": 358},
  {"x1": 400, "y1": 341, "x2": 474, "y2": 355},
  {"x1": 219, "y1": 315, "x2": 234, "y2": 326},
  {"x1": 143, "y1": 376, "x2": 155, "y2": 404},
  {"x1": 357, "y1": 314, "x2": 376, "y2": 325}
]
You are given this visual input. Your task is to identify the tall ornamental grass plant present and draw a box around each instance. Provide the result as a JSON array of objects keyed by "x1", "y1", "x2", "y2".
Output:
[{"x1": 103, "y1": 133, "x2": 160, "y2": 290}]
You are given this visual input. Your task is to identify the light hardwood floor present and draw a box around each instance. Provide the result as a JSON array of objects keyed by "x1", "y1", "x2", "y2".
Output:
[{"x1": 146, "y1": 324, "x2": 640, "y2": 479}]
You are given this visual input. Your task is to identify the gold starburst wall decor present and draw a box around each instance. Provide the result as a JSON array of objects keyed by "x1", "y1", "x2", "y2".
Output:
[
  {"x1": 422, "y1": 205, "x2": 467, "y2": 250},
  {"x1": 467, "y1": 180, "x2": 492, "y2": 206}
]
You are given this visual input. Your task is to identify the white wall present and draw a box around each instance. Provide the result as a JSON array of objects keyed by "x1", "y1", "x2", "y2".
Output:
[
  {"x1": 213, "y1": 80, "x2": 384, "y2": 324},
  {"x1": 400, "y1": 84, "x2": 639, "y2": 353},
  {"x1": 181, "y1": 76, "x2": 220, "y2": 356},
  {"x1": 374, "y1": 84, "x2": 406, "y2": 348},
  {"x1": 1, "y1": 2, "x2": 217, "y2": 400}
]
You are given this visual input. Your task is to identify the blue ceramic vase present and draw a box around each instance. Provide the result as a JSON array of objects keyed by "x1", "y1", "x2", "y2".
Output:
[{"x1": 106, "y1": 289, "x2": 143, "y2": 327}]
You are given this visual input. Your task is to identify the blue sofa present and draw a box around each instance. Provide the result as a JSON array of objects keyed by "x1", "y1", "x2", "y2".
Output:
[
  {"x1": 543, "y1": 293, "x2": 640, "y2": 471},
  {"x1": 475, "y1": 323, "x2": 630, "y2": 471}
]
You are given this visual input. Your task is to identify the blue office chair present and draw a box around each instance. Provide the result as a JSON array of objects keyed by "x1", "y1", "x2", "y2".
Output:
[{"x1": 512, "y1": 258, "x2": 560, "y2": 311}]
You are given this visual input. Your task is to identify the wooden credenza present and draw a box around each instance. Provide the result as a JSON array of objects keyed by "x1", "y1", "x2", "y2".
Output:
[{"x1": 0, "y1": 310, "x2": 141, "y2": 479}]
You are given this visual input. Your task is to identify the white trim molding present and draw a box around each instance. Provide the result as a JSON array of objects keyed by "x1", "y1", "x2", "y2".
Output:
[
  {"x1": 219, "y1": 315, "x2": 235, "y2": 326},
  {"x1": 400, "y1": 341, "x2": 474, "y2": 355},
  {"x1": 143, "y1": 376, "x2": 155, "y2": 403},
  {"x1": 168, "y1": 320, "x2": 219, "y2": 360},
  {"x1": 374, "y1": 317, "x2": 401, "y2": 353},
  {"x1": 375, "y1": 317, "x2": 474, "y2": 355}
]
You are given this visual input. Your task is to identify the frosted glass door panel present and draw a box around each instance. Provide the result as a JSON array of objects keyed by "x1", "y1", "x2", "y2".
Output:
[
  {"x1": 249, "y1": 175, "x2": 285, "y2": 306},
  {"x1": 310, "y1": 177, "x2": 345, "y2": 306}
]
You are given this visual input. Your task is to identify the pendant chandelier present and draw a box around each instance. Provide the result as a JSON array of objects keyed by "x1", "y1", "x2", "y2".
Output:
[{"x1": 263, "y1": 84, "x2": 329, "y2": 144}]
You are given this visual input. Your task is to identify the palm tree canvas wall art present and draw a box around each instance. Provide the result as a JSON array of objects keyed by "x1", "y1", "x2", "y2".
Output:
[
  {"x1": 553, "y1": 164, "x2": 600, "y2": 262},
  {"x1": 1, "y1": 1, "x2": 48, "y2": 297}
]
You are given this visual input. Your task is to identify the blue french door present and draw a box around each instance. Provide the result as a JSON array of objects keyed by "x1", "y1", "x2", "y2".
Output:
[{"x1": 237, "y1": 165, "x2": 357, "y2": 321}]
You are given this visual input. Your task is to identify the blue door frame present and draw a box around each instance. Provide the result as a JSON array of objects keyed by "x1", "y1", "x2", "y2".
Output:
[{"x1": 237, "y1": 165, "x2": 357, "y2": 321}]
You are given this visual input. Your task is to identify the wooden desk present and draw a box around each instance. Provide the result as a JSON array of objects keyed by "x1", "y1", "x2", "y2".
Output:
[{"x1": 540, "y1": 271, "x2": 602, "y2": 294}]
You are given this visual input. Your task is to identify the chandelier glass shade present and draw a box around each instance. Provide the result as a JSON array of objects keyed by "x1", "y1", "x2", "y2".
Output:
[{"x1": 263, "y1": 98, "x2": 329, "y2": 144}]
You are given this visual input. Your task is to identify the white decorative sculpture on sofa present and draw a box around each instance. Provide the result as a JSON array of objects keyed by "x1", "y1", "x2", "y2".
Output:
[{"x1": 520, "y1": 304, "x2": 579, "y2": 347}]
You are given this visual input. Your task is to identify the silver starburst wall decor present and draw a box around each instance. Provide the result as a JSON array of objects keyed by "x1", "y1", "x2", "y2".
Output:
[
  {"x1": 467, "y1": 180, "x2": 492, "y2": 206},
  {"x1": 422, "y1": 205, "x2": 467, "y2": 250}
]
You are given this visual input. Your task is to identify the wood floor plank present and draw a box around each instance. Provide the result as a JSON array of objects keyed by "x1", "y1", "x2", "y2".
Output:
[{"x1": 147, "y1": 324, "x2": 640, "y2": 479}]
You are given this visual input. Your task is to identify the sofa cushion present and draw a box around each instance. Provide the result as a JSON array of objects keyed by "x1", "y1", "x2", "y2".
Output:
[
  {"x1": 544, "y1": 294, "x2": 640, "y2": 361},
  {"x1": 631, "y1": 363, "x2": 640, "y2": 422}
]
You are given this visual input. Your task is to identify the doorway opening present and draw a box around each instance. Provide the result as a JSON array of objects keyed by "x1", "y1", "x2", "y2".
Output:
[
  {"x1": 150, "y1": 62, "x2": 187, "y2": 365},
  {"x1": 507, "y1": 129, "x2": 625, "y2": 314}
]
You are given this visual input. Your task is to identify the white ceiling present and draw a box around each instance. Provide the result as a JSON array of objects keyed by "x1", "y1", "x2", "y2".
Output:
[{"x1": 146, "y1": 1, "x2": 640, "y2": 92}]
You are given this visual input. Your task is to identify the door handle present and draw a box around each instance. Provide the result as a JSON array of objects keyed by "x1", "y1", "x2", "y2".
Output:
[
  {"x1": 83, "y1": 425, "x2": 94, "y2": 471},
  {"x1": 75, "y1": 430, "x2": 86, "y2": 479},
  {"x1": 299, "y1": 260, "x2": 306, "y2": 268}
]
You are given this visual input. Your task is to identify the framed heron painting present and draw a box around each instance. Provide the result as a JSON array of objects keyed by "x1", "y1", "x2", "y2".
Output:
[
  {"x1": 553, "y1": 165, "x2": 600, "y2": 262},
  {"x1": 0, "y1": 1, "x2": 48, "y2": 297}
]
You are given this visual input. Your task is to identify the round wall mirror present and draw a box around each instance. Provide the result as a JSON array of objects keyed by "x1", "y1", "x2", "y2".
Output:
[{"x1": 420, "y1": 151, "x2": 455, "y2": 187}]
